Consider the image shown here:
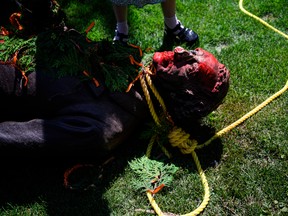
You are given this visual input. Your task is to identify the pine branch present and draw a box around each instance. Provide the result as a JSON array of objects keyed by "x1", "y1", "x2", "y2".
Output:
[{"x1": 129, "y1": 156, "x2": 179, "y2": 193}]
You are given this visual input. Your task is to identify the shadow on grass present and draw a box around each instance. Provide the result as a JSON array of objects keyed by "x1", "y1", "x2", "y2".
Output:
[
  {"x1": 0, "y1": 147, "x2": 111, "y2": 215},
  {"x1": 0, "y1": 133, "x2": 143, "y2": 215},
  {"x1": 0, "y1": 121, "x2": 222, "y2": 215}
]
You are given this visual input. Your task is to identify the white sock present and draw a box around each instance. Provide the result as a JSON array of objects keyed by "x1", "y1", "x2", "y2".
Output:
[
  {"x1": 116, "y1": 21, "x2": 128, "y2": 35},
  {"x1": 164, "y1": 15, "x2": 179, "y2": 29}
]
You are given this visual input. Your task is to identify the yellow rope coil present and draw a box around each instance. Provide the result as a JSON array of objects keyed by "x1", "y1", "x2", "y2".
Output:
[{"x1": 168, "y1": 127, "x2": 198, "y2": 154}]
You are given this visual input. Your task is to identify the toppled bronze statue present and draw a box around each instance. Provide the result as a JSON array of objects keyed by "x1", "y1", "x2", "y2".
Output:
[{"x1": 0, "y1": 0, "x2": 230, "y2": 152}]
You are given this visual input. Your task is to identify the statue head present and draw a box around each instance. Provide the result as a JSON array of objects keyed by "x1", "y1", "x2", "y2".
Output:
[{"x1": 152, "y1": 46, "x2": 230, "y2": 125}]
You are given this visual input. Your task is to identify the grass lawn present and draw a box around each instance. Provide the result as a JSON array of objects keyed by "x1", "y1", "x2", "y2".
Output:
[{"x1": 0, "y1": 0, "x2": 287, "y2": 215}]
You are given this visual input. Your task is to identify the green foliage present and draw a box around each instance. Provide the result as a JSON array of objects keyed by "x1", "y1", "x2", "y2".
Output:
[
  {"x1": 37, "y1": 29, "x2": 143, "y2": 91},
  {"x1": 0, "y1": 35, "x2": 36, "y2": 73},
  {"x1": 95, "y1": 41, "x2": 143, "y2": 92},
  {"x1": 128, "y1": 156, "x2": 179, "y2": 192},
  {"x1": 36, "y1": 29, "x2": 93, "y2": 77},
  {"x1": 0, "y1": 28, "x2": 143, "y2": 92}
]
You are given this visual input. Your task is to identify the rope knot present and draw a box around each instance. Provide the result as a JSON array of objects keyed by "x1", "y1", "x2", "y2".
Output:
[{"x1": 168, "y1": 127, "x2": 198, "y2": 154}]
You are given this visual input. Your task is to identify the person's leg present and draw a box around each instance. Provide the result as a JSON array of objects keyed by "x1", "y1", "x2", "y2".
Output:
[
  {"x1": 161, "y1": 0, "x2": 176, "y2": 26},
  {"x1": 112, "y1": 4, "x2": 129, "y2": 43},
  {"x1": 161, "y1": 0, "x2": 199, "y2": 47}
]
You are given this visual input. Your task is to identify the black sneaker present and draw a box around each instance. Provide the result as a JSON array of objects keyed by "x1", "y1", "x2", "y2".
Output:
[
  {"x1": 164, "y1": 22, "x2": 199, "y2": 47},
  {"x1": 113, "y1": 30, "x2": 129, "y2": 46}
]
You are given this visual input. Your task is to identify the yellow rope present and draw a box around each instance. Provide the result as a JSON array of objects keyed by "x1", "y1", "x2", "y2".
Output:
[
  {"x1": 140, "y1": 1, "x2": 288, "y2": 215},
  {"x1": 197, "y1": 80, "x2": 288, "y2": 149},
  {"x1": 140, "y1": 73, "x2": 161, "y2": 126},
  {"x1": 141, "y1": 73, "x2": 211, "y2": 215},
  {"x1": 239, "y1": 0, "x2": 288, "y2": 40},
  {"x1": 146, "y1": 134, "x2": 156, "y2": 158},
  {"x1": 145, "y1": 73, "x2": 167, "y2": 114},
  {"x1": 146, "y1": 192, "x2": 165, "y2": 216},
  {"x1": 184, "y1": 151, "x2": 210, "y2": 216}
]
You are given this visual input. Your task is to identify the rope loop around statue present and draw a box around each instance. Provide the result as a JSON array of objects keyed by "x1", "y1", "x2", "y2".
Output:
[
  {"x1": 138, "y1": 1, "x2": 288, "y2": 215},
  {"x1": 140, "y1": 65, "x2": 211, "y2": 216}
]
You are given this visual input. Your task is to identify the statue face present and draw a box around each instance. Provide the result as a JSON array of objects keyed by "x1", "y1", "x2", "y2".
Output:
[
  {"x1": 152, "y1": 46, "x2": 230, "y2": 123},
  {"x1": 153, "y1": 46, "x2": 228, "y2": 92}
]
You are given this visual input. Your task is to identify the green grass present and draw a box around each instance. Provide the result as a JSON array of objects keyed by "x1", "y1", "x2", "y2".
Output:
[{"x1": 0, "y1": 0, "x2": 287, "y2": 215}]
